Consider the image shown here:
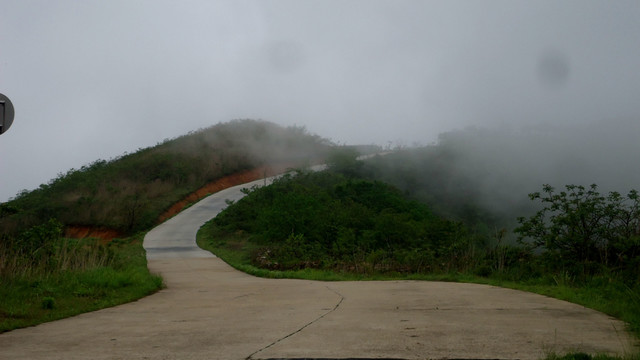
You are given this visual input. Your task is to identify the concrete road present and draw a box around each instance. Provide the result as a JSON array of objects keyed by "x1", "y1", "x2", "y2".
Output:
[{"x1": 0, "y1": 177, "x2": 636, "y2": 359}]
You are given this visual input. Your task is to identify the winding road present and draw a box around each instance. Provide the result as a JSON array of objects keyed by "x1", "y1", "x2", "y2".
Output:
[{"x1": 0, "y1": 176, "x2": 635, "y2": 359}]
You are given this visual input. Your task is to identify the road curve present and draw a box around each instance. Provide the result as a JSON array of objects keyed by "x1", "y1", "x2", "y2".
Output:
[{"x1": 0, "y1": 176, "x2": 636, "y2": 359}]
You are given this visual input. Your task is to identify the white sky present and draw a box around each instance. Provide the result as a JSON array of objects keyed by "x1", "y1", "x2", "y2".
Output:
[{"x1": 1, "y1": 0, "x2": 639, "y2": 201}]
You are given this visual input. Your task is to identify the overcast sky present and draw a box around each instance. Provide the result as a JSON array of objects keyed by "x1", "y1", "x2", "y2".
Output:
[{"x1": 1, "y1": 0, "x2": 639, "y2": 202}]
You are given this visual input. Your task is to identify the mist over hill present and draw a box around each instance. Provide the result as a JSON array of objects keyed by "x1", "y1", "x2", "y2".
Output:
[
  {"x1": 0, "y1": 120, "x2": 332, "y2": 236},
  {"x1": 360, "y1": 118, "x2": 640, "y2": 229}
]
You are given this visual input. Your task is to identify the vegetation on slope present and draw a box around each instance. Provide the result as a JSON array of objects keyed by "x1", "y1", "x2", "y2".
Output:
[
  {"x1": 205, "y1": 170, "x2": 474, "y2": 273},
  {"x1": 0, "y1": 223, "x2": 161, "y2": 332},
  {"x1": 0, "y1": 119, "x2": 332, "y2": 236},
  {"x1": 199, "y1": 168, "x2": 527, "y2": 277}
]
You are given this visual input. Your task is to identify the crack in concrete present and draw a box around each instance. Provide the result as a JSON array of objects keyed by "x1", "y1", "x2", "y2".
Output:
[{"x1": 246, "y1": 286, "x2": 345, "y2": 360}]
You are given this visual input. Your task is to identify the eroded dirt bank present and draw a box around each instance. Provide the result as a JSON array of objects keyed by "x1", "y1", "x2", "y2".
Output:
[{"x1": 65, "y1": 164, "x2": 293, "y2": 240}]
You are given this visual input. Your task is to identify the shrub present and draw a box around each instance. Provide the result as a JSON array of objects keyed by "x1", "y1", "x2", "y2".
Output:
[
  {"x1": 515, "y1": 184, "x2": 640, "y2": 279},
  {"x1": 40, "y1": 297, "x2": 55, "y2": 310},
  {"x1": 212, "y1": 171, "x2": 475, "y2": 274}
]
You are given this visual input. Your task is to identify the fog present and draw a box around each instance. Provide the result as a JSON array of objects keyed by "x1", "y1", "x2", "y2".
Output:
[
  {"x1": 1, "y1": 1, "x2": 639, "y2": 202},
  {"x1": 433, "y1": 118, "x2": 640, "y2": 220}
]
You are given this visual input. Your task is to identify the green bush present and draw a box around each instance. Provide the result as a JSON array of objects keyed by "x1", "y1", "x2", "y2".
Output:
[
  {"x1": 516, "y1": 184, "x2": 640, "y2": 281},
  {"x1": 210, "y1": 171, "x2": 477, "y2": 274},
  {"x1": 40, "y1": 297, "x2": 55, "y2": 310}
]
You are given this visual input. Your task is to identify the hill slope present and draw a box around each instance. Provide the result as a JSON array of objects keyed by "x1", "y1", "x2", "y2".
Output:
[
  {"x1": 201, "y1": 170, "x2": 472, "y2": 273},
  {"x1": 0, "y1": 119, "x2": 332, "y2": 237}
]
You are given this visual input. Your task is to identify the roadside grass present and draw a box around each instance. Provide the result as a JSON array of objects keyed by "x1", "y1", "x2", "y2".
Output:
[
  {"x1": 545, "y1": 353, "x2": 640, "y2": 360},
  {"x1": 0, "y1": 234, "x2": 162, "y2": 333},
  {"x1": 197, "y1": 222, "x2": 640, "y2": 349},
  {"x1": 197, "y1": 236, "x2": 365, "y2": 281}
]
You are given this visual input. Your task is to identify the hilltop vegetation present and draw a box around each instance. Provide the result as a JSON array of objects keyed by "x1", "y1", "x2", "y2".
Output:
[{"x1": 1, "y1": 119, "x2": 332, "y2": 236}]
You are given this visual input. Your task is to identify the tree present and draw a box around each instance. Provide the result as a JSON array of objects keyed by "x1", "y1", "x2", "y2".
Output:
[
  {"x1": 326, "y1": 147, "x2": 362, "y2": 176},
  {"x1": 515, "y1": 184, "x2": 640, "y2": 272}
]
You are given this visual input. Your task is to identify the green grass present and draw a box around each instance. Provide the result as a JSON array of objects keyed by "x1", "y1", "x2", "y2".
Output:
[
  {"x1": 544, "y1": 353, "x2": 640, "y2": 360},
  {"x1": 0, "y1": 234, "x2": 162, "y2": 333}
]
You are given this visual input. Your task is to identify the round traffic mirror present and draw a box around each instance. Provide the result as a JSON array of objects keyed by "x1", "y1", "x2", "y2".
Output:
[{"x1": 0, "y1": 93, "x2": 15, "y2": 135}]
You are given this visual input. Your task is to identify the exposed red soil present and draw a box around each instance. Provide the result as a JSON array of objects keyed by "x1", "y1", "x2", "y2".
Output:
[
  {"x1": 156, "y1": 164, "x2": 292, "y2": 224},
  {"x1": 64, "y1": 226, "x2": 123, "y2": 243},
  {"x1": 65, "y1": 164, "x2": 293, "y2": 241}
]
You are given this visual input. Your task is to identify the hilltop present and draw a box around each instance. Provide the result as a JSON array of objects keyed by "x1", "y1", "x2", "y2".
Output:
[{"x1": 0, "y1": 119, "x2": 336, "y2": 237}]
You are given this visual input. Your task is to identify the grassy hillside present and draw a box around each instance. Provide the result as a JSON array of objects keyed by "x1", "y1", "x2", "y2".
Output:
[{"x1": 1, "y1": 119, "x2": 332, "y2": 236}]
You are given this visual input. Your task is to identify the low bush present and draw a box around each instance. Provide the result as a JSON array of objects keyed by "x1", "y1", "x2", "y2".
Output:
[{"x1": 208, "y1": 171, "x2": 483, "y2": 273}]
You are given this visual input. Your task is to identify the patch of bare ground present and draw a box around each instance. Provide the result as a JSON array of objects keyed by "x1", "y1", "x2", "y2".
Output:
[{"x1": 65, "y1": 164, "x2": 294, "y2": 241}]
